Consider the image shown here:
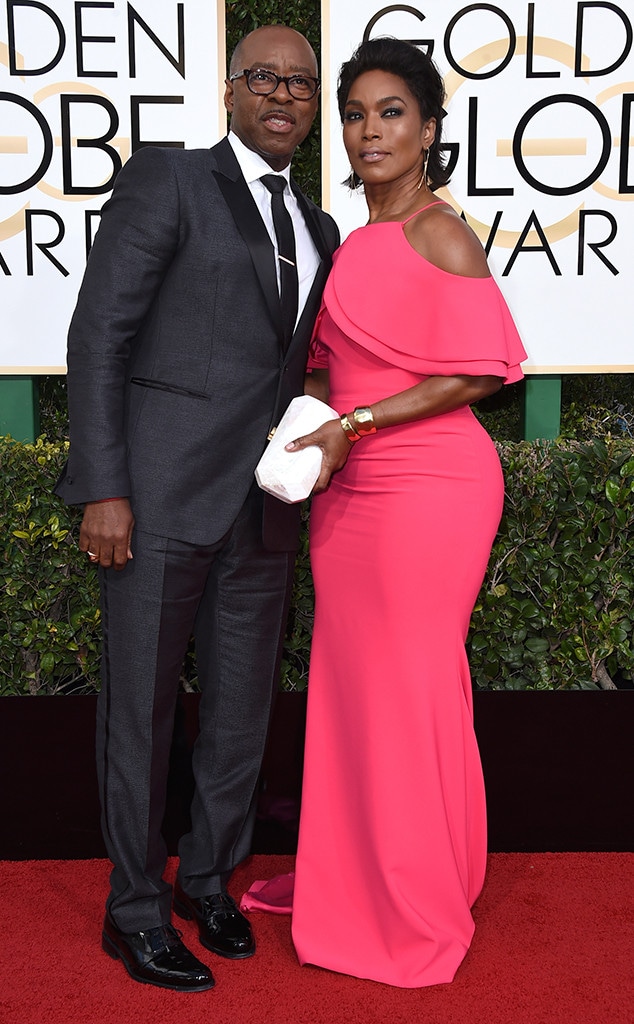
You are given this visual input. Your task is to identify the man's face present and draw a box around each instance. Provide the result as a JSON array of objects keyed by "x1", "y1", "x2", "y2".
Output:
[{"x1": 224, "y1": 26, "x2": 319, "y2": 171}]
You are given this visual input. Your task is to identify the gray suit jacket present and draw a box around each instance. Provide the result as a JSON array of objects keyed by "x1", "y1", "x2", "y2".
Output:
[{"x1": 56, "y1": 138, "x2": 340, "y2": 550}]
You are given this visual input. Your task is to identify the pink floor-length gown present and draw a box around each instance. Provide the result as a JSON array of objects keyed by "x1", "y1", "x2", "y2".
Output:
[{"x1": 290, "y1": 210, "x2": 526, "y2": 988}]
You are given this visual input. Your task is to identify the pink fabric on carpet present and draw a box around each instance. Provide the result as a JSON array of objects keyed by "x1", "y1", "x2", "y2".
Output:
[{"x1": 241, "y1": 872, "x2": 294, "y2": 914}]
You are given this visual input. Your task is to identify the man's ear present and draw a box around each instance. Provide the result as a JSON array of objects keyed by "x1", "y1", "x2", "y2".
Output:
[{"x1": 224, "y1": 80, "x2": 234, "y2": 114}]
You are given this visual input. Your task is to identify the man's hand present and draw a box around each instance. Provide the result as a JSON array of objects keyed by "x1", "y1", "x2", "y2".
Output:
[{"x1": 79, "y1": 498, "x2": 135, "y2": 570}]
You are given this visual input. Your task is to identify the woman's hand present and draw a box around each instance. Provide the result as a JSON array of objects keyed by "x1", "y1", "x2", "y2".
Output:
[{"x1": 285, "y1": 417, "x2": 353, "y2": 493}]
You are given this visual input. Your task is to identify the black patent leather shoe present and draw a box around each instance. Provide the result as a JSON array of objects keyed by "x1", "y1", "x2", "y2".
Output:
[
  {"x1": 102, "y1": 912, "x2": 215, "y2": 991},
  {"x1": 173, "y1": 883, "x2": 256, "y2": 959}
]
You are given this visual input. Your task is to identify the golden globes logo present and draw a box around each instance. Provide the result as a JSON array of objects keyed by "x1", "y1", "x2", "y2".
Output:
[
  {"x1": 363, "y1": 2, "x2": 634, "y2": 276},
  {"x1": 0, "y1": 0, "x2": 186, "y2": 276}
]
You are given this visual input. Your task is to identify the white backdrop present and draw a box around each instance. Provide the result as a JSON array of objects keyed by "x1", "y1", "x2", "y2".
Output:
[
  {"x1": 322, "y1": 1, "x2": 634, "y2": 372},
  {"x1": 0, "y1": 0, "x2": 224, "y2": 371}
]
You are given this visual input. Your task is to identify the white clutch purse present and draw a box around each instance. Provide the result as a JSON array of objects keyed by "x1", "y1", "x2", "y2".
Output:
[{"x1": 255, "y1": 395, "x2": 339, "y2": 504}]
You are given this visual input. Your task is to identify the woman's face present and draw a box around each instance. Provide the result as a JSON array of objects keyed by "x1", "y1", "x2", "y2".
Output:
[{"x1": 342, "y1": 69, "x2": 435, "y2": 188}]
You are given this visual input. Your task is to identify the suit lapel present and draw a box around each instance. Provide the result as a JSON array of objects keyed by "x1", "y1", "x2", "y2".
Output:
[
  {"x1": 279, "y1": 261, "x2": 325, "y2": 369},
  {"x1": 288, "y1": 181, "x2": 334, "y2": 360},
  {"x1": 291, "y1": 182, "x2": 332, "y2": 264},
  {"x1": 212, "y1": 138, "x2": 283, "y2": 338}
]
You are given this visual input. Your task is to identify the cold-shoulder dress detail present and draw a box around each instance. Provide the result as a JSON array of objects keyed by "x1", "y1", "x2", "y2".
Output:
[
  {"x1": 288, "y1": 220, "x2": 526, "y2": 988},
  {"x1": 309, "y1": 217, "x2": 525, "y2": 382}
]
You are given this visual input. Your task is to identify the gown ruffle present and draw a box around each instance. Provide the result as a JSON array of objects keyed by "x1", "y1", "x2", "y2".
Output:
[{"x1": 309, "y1": 220, "x2": 526, "y2": 383}]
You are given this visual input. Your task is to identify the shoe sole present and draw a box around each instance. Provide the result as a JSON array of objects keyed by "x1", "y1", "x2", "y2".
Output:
[
  {"x1": 101, "y1": 930, "x2": 216, "y2": 991},
  {"x1": 173, "y1": 898, "x2": 256, "y2": 960}
]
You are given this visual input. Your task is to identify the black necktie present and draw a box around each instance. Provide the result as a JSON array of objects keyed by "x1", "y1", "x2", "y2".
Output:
[{"x1": 260, "y1": 174, "x2": 299, "y2": 347}]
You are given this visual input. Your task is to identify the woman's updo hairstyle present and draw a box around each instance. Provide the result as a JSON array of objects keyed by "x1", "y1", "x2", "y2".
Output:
[{"x1": 337, "y1": 36, "x2": 450, "y2": 191}]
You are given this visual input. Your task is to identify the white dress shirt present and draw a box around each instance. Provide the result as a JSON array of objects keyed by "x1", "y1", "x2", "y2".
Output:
[{"x1": 227, "y1": 131, "x2": 320, "y2": 328}]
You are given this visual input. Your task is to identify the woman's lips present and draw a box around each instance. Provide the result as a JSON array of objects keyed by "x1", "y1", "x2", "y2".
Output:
[{"x1": 360, "y1": 149, "x2": 388, "y2": 162}]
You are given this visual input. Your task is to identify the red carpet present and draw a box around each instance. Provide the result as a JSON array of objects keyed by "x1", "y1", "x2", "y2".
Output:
[{"x1": 2, "y1": 854, "x2": 633, "y2": 1024}]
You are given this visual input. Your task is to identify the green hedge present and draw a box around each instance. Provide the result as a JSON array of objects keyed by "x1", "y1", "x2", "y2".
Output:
[
  {"x1": 1, "y1": 433, "x2": 632, "y2": 695},
  {"x1": 471, "y1": 438, "x2": 634, "y2": 690},
  {"x1": 0, "y1": 437, "x2": 99, "y2": 695}
]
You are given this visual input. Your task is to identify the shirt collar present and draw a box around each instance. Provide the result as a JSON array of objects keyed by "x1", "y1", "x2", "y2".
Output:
[{"x1": 228, "y1": 131, "x2": 292, "y2": 187}]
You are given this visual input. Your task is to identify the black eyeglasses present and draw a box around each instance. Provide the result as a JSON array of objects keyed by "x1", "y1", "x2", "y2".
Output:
[{"x1": 229, "y1": 68, "x2": 320, "y2": 100}]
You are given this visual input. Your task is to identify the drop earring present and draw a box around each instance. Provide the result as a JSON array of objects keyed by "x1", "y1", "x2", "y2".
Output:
[
  {"x1": 416, "y1": 149, "x2": 430, "y2": 190},
  {"x1": 345, "y1": 167, "x2": 363, "y2": 190}
]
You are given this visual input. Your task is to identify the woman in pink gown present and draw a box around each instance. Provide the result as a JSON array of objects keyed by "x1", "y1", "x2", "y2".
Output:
[{"x1": 285, "y1": 39, "x2": 526, "y2": 987}]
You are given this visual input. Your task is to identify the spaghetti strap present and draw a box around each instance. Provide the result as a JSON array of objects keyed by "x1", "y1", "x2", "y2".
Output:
[{"x1": 402, "y1": 201, "x2": 447, "y2": 225}]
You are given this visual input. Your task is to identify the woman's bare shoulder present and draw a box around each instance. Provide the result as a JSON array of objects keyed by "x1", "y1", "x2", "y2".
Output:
[{"x1": 405, "y1": 203, "x2": 491, "y2": 279}]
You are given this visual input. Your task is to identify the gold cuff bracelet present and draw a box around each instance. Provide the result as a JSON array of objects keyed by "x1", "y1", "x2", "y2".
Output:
[
  {"x1": 340, "y1": 413, "x2": 362, "y2": 443},
  {"x1": 352, "y1": 406, "x2": 377, "y2": 436}
]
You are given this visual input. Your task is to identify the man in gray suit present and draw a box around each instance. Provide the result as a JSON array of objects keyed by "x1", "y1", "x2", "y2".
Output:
[{"x1": 56, "y1": 25, "x2": 339, "y2": 992}]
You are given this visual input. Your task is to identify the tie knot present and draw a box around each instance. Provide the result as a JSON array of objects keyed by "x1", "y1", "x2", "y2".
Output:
[{"x1": 260, "y1": 174, "x2": 287, "y2": 195}]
